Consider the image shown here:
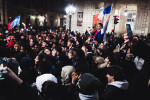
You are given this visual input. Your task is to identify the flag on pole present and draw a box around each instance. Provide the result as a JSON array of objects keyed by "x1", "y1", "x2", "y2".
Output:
[
  {"x1": 10, "y1": 16, "x2": 20, "y2": 28},
  {"x1": 103, "y1": 5, "x2": 112, "y2": 15},
  {"x1": 93, "y1": 5, "x2": 112, "y2": 25},
  {"x1": 93, "y1": 14, "x2": 101, "y2": 25}
]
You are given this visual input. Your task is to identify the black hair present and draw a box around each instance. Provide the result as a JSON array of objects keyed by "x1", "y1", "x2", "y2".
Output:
[
  {"x1": 42, "y1": 40, "x2": 49, "y2": 46},
  {"x1": 107, "y1": 65, "x2": 126, "y2": 81},
  {"x1": 37, "y1": 61, "x2": 52, "y2": 74},
  {"x1": 71, "y1": 48, "x2": 85, "y2": 61},
  {"x1": 19, "y1": 57, "x2": 34, "y2": 71},
  {"x1": 43, "y1": 47, "x2": 51, "y2": 52},
  {"x1": 54, "y1": 46, "x2": 62, "y2": 54},
  {"x1": 83, "y1": 44, "x2": 92, "y2": 52},
  {"x1": 74, "y1": 61, "x2": 90, "y2": 74},
  {"x1": 41, "y1": 80, "x2": 58, "y2": 98},
  {"x1": 36, "y1": 53, "x2": 47, "y2": 66},
  {"x1": 68, "y1": 38, "x2": 75, "y2": 44},
  {"x1": 98, "y1": 23, "x2": 103, "y2": 28}
]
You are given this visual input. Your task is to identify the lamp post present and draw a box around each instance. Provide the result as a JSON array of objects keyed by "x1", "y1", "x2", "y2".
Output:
[
  {"x1": 124, "y1": 4, "x2": 128, "y2": 16},
  {"x1": 65, "y1": 5, "x2": 76, "y2": 31}
]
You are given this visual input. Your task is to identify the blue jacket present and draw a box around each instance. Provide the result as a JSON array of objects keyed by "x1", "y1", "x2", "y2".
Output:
[{"x1": 95, "y1": 21, "x2": 109, "y2": 42}]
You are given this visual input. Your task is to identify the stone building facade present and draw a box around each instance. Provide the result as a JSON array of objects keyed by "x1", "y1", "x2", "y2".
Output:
[{"x1": 65, "y1": 0, "x2": 150, "y2": 35}]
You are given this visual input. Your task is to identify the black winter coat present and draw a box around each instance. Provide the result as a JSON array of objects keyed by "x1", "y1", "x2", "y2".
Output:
[
  {"x1": 129, "y1": 40, "x2": 150, "y2": 100},
  {"x1": 101, "y1": 85, "x2": 129, "y2": 100}
]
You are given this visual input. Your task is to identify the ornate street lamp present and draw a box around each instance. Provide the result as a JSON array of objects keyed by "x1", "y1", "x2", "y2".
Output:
[{"x1": 65, "y1": 5, "x2": 76, "y2": 31}]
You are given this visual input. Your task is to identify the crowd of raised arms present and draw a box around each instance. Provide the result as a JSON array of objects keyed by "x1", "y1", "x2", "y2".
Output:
[{"x1": 0, "y1": 24, "x2": 150, "y2": 100}]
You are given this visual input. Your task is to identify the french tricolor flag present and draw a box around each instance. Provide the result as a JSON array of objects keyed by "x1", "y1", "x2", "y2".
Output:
[
  {"x1": 93, "y1": 5, "x2": 112, "y2": 24},
  {"x1": 10, "y1": 16, "x2": 20, "y2": 29}
]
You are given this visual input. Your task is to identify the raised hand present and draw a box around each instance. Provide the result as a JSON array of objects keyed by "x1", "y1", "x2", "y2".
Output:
[
  {"x1": 3, "y1": 68, "x2": 23, "y2": 86},
  {"x1": 124, "y1": 33, "x2": 130, "y2": 43},
  {"x1": 123, "y1": 33, "x2": 138, "y2": 47}
]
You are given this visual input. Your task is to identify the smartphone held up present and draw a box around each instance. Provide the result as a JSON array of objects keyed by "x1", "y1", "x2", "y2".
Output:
[
  {"x1": 0, "y1": 57, "x2": 8, "y2": 80},
  {"x1": 126, "y1": 24, "x2": 133, "y2": 42}
]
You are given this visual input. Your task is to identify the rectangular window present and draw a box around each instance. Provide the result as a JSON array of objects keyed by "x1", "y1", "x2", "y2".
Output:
[
  {"x1": 127, "y1": 12, "x2": 136, "y2": 31},
  {"x1": 60, "y1": 18, "x2": 63, "y2": 27},
  {"x1": 77, "y1": 12, "x2": 83, "y2": 26},
  {"x1": 128, "y1": 13, "x2": 132, "y2": 18}
]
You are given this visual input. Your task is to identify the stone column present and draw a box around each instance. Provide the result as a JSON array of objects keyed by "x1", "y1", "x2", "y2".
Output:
[
  {"x1": 4, "y1": 0, "x2": 7, "y2": 24},
  {"x1": 134, "y1": 2, "x2": 148, "y2": 36},
  {"x1": 147, "y1": 1, "x2": 150, "y2": 34},
  {"x1": 0, "y1": 0, "x2": 3, "y2": 24}
]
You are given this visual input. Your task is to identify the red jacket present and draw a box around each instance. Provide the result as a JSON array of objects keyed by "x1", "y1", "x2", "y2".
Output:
[
  {"x1": 8, "y1": 41, "x2": 14, "y2": 48},
  {"x1": 92, "y1": 30, "x2": 98, "y2": 38}
]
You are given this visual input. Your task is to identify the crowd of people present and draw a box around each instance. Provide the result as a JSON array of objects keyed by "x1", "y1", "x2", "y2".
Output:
[{"x1": 0, "y1": 16, "x2": 150, "y2": 100}]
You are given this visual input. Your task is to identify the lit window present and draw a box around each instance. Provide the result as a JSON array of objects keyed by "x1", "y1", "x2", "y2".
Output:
[{"x1": 127, "y1": 12, "x2": 136, "y2": 31}]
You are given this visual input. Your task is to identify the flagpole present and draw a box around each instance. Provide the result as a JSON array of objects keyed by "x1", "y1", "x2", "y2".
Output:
[
  {"x1": 110, "y1": 3, "x2": 113, "y2": 16},
  {"x1": 11, "y1": 29, "x2": 12, "y2": 34},
  {"x1": 103, "y1": 4, "x2": 113, "y2": 44},
  {"x1": 18, "y1": 15, "x2": 20, "y2": 32}
]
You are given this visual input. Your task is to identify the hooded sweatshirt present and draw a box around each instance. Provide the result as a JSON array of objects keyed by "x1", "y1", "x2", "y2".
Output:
[
  {"x1": 36, "y1": 74, "x2": 58, "y2": 92},
  {"x1": 107, "y1": 80, "x2": 129, "y2": 90},
  {"x1": 79, "y1": 91, "x2": 99, "y2": 100},
  {"x1": 102, "y1": 80, "x2": 129, "y2": 100},
  {"x1": 61, "y1": 65, "x2": 74, "y2": 86}
]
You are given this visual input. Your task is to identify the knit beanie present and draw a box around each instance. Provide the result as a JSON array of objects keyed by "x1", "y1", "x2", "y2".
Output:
[{"x1": 79, "y1": 73, "x2": 99, "y2": 95}]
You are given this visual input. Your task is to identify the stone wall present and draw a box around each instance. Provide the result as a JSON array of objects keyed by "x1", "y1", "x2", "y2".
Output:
[
  {"x1": 66, "y1": 0, "x2": 150, "y2": 35},
  {"x1": 134, "y1": 1, "x2": 150, "y2": 35},
  {"x1": 0, "y1": 0, "x2": 2, "y2": 24},
  {"x1": 104, "y1": 3, "x2": 137, "y2": 35},
  {"x1": 66, "y1": 1, "x2": 103, "y2": 33}
]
